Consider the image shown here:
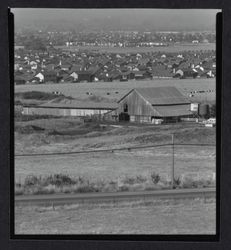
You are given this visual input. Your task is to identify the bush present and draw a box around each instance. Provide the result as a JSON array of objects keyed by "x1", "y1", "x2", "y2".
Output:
[
  {"x1": 174, "y1": 177, "x2": 181, "y2": 187},
  {"x1": 24, "y1": 175, "x2": 41, "y2": 186},
  {"x1": 45, "y1": 174, "x2": 77, "y2": 187},
  {"x1": 15, "y1": 185, "x2": 24, "y2": 195},
  {"x1": 118, "y1": 185, "x2": 129, "y2": 192},
  {"x1": 122, "y1": 175, "x2": 147, "y2": 185},
  {"x1": 16, "y1": 172, "x2": 215, "y2": 196},
  {"x1": 31, "y1": 186, "x2": 54, "y2": 195},
  {"x1": 75, "y1": 184, "x2": 98, "y2": 193},
  {"x1": 122, "y1": 176, "x2": 137, "y2": 185},
  {"x1": 180, "y1": 177, "x2": 215, "y2": 189},
  {"x1": 151, "y1": 172, "x2": 160, "y2": 184},
  {"x1": 135, "y1": 175, "x2": 147, "y2": 183}
]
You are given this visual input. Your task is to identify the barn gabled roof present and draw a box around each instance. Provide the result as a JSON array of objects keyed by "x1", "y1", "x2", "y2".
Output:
[
  {"x1": 118, "y1": 86, "x2": 190, "y2": 105},
  {"x1": 134, "y1": 86, "x2": 190, "y2": 105}
]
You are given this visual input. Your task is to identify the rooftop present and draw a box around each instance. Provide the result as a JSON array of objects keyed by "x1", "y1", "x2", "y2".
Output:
[
  {"x1": 134, "y1": 86, "x2": 190, "y2": 105},
  {"x1": 38, "y1": 98, "x2": 118, "y2": 110}
]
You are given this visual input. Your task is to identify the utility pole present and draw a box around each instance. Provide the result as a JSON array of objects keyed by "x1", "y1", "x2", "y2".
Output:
[{"x1": 171, "y1": 134, "x2": 175, "y2": 189}]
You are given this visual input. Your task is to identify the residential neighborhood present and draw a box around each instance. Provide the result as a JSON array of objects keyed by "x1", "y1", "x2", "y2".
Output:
[{"x1": 14, "y1": 44, "x2": 216, "y2": 85}]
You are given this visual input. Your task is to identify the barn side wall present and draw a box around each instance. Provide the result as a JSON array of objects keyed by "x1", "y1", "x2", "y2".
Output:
[
  {"x1": 118, "y1": 90, "x2": 158, "y2": 117},
  {"x1": 23, "y1": 107, "x2": 113, "y2": 117}
]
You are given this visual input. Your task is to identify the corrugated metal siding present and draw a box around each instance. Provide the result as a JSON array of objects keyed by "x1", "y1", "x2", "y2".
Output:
[
  {"x1": 130, "y1": 115, "x2": 151, "y2": 123},
  {"x1": 153, "y1": 104, "x2": 192, "y2": 117},
  {"x1": 135, "y1": 87, "x2": 190, "y2": 105},
  {"x1": 23, "y1": 107, "x2": 111, "y2": 117}
]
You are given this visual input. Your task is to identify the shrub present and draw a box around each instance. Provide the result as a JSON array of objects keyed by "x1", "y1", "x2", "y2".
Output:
[
  {"x1": 108, "y1": 180, "x2": 117, "y2": 185},
  {"x1": 61, "y1": 186, "x2": 72, "y2": 194},
  {"x1": 75, "y1": 184, "x2": 97, "y2": 193},
  {"x1": 174, "y1": 177, "x2": 181, "y2": 187},
  {"x1": 17, "y1": 172, "x2": 215, "y2": 196},
  {"x1": 28, "y1": 186, "x2": 44, "y2": 195},
  {"x1": 122, "y1": 176, "x2": 137, "y2": 185},
  {"x1": 45, "y1": 174, "x2": 77, "y2": 187},
  {"x1": 135, "y1": 175, "x2": 147, "y2": 183},
  {"x1": 76, "y1": 176, "x2": 86, "y2": 185},
  {"x1": 150, "y1": 172, "x2": 160, "y2": 184},
  {"x1": 43, "y1": 184, "x2": 56, "y2": 194},
  {"x1": 15, "y1": 186, "x2": 24, "y2": 195},
  {"x1": 118, "y1": 185, "x2": 129, "y2": 192},
  {"x1": 92, "y1": 179, "x2": 106, "y2": 190},
  {"x1": 102, "y1": 183, "x2": 117, "y2": 193},
  {"x1": 24, "y1": 175, "x2": 41, "y2": 186},
  {"x1": 180, "y1": 177, "x2": 215, "y2": 189}
]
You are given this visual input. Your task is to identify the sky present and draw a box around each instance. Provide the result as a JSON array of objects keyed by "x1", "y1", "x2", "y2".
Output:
[{"x1": 12, "y1": 8, "x2": 220, "y2": 32}]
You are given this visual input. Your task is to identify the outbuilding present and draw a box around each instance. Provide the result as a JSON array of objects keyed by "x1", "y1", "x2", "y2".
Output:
[
  {"x1": 22, "y1": 98, "x2": 118, "y2": 119},
  {"x1": 117, "y1": 86, "x2": 193, "y2": 123}
]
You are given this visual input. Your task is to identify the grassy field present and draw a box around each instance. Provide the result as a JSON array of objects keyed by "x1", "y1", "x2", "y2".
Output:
[
  {"x1": 15, "y1": 197, "x2": 216, "y2": 234},
  {"x1": 15, "y1": 120, "x2": 216, "y2": 184},
  {"x1": 14, "y1": 78, "x2": 216, "y2": 193},
  {"x1": 15, "y1": 146, "x2": 215, "y2": 184},
  {"x1": 55, "y1": 43, "x2": 215, "y2": 53},
  {"x1": 15, "y1": 78, "x2": 216, "y2": 103}
]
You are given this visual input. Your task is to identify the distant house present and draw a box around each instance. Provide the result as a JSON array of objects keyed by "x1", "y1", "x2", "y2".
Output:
[
  {"x1": 43, "y1": 70, "x2": 58, "y2": 83},
  {"x1": 174, "y1": 68, "x2": 198, "y2": 79},
  {"x1": 120, "y1": 71, "x2": 135, "y2": 81},
  {"x1": 14, "y1": 75, "x2": 26, "y2": 85},
  {"x1": 151, "y1": 65, "x2": 173, "y2": 79},
  {"x1": 60, "y1": 64, "x2": 72, "y2": 71},
  {"x1": 108, "y1": 69, "x2": 122, "y2": 82},
  {"x1": 44, "y1": 63, "x2": 55, "y2": 71},
  {"x1": 70, "y1": 64, "x2": 84, "y2": 72},
  {"x1": 64, "y1": 70, "x2": 96, "y2": 83},
  {"x1": 32, "y1": 72, "x2": 44, "y2": 83},
  {"x1": 55, "y1": 61, "x2": 72, "y2": 71},
  {"x1": 133, "y1": 70, "x2": 152, "y2": 80},
  {"x1": 199, "y1": 70, "x2": 215, "y2": 78},
  {"x1": 202, "y1": 61, "x2": 216, "y2": 71},
  {"x1": 117, "y1": 86, "x2": 193, "y2": 123},
  {"x1": 79, "y1": 71, "x2": 96, "y2": 82}
]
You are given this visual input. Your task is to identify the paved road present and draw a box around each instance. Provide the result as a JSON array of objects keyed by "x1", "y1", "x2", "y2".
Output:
[{"x1": 15, "y1": 187, "x2": 216, "y2": 206}]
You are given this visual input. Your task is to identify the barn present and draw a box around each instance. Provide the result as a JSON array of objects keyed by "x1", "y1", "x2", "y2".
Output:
[
  {"x1": 22, "y1": 99, "x2": 118, "y2": 119},
  {"x1": 117, "y1": 86, "x2": 193, "y2": 123}
]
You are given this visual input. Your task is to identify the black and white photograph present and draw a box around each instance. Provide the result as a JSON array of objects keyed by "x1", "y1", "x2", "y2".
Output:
[{"x1": 13, "y1": 8, "x2": 219, "y2": 235}]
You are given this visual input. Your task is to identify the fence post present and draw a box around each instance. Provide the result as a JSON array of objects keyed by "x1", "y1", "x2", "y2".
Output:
[{"x1": 171, "y1": 134, "x2": 175, "y2": 189}]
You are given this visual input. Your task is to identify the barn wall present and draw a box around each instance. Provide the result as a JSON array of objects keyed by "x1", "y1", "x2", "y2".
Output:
[
  {"x1": 130, "y1": 115, "x2": 152, "y2": 123},
  {"x1": 23, "y1": 107, "x2": 112, "y2": 117},
  {"x1": 118, "y1": 90, "x2": 158, "y2": 116}
]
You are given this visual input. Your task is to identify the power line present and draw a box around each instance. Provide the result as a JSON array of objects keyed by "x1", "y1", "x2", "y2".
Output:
[
  {"x1": 14, "y1": 143, "x2": 171, "y2": 157},
  {"x1": 14, "y1": 143, "x2": 215, "y2": 157}
]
